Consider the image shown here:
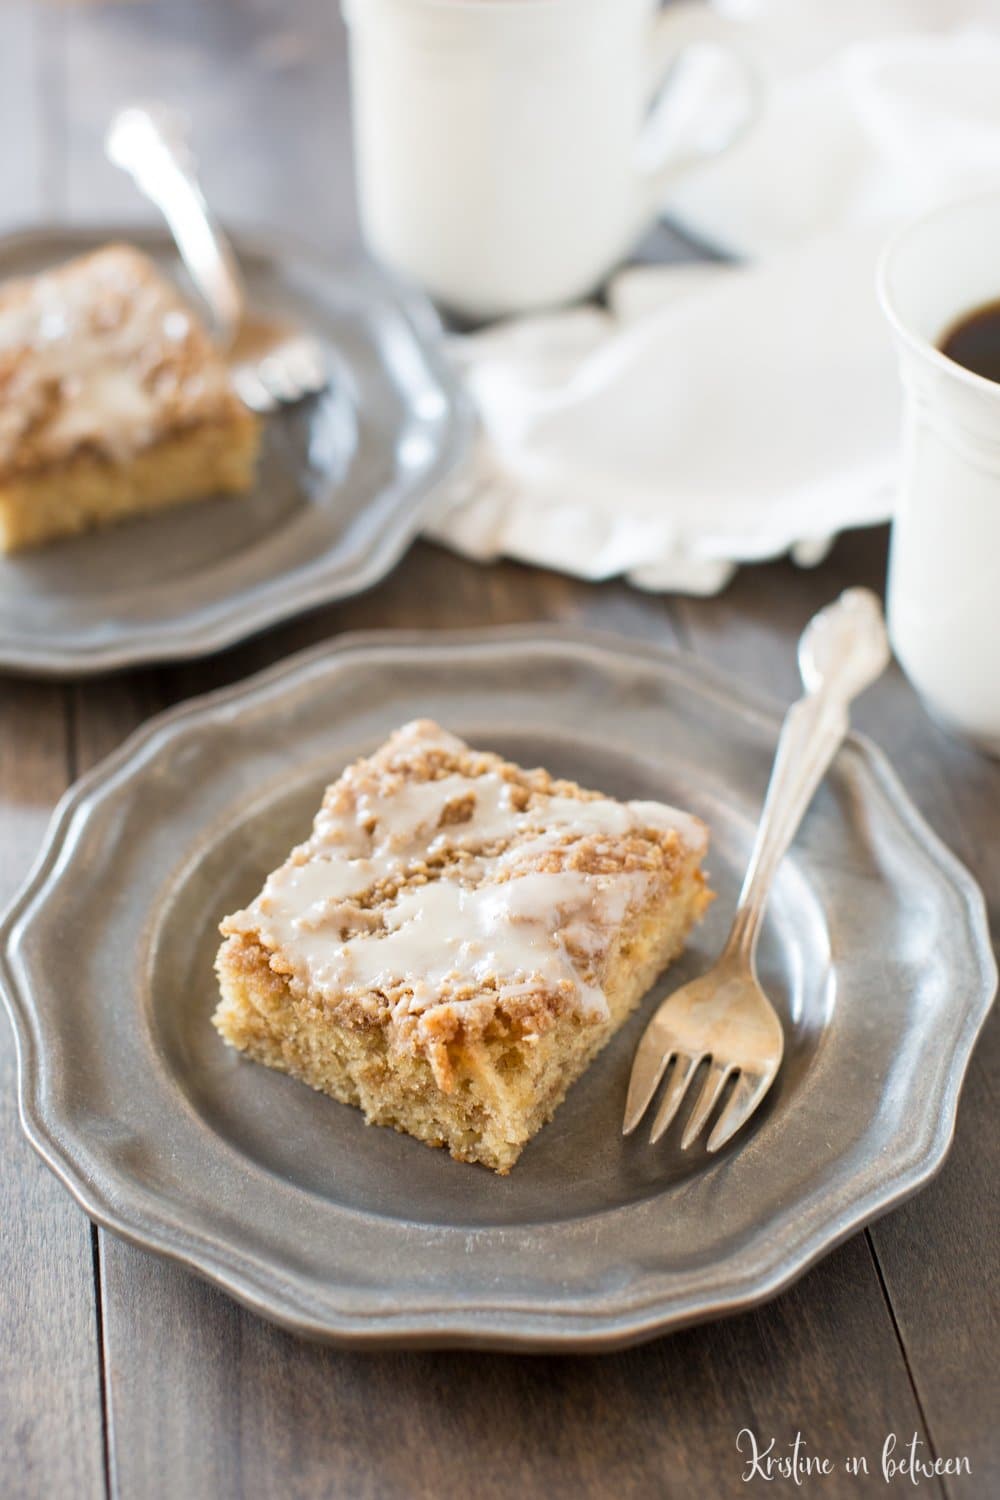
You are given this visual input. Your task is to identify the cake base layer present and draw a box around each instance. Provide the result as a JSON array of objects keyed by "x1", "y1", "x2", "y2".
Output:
[
  {"x1": 214, "y1": 876, "x2": 709, "y2": 1174},
  {"x1": 0, "y1": 418, "x2": 259, "y2": 553}
]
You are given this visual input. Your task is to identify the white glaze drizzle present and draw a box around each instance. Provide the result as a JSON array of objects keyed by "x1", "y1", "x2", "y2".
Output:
[
  {"x1": 226, "y1": 725, "x2": 706, "y2": 1025},
  {"x1": 0, "y1": 246, "x2": 233, "y2": 468}
]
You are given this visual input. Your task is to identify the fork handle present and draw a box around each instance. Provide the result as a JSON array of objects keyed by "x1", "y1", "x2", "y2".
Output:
[
  {"x1": 725, "y1": 691, "x2": 848, "y2": 962},
  {"x1": 105, "y1": 104, "x2": 245, "y2": 348},
  {"x1": 724, "y1": 588, "x2": 890, "y2": 962}
]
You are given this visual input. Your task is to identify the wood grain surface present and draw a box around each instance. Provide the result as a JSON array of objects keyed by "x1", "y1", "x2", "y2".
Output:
[{"x1": 1, "y1": 5, "x2": 997, "y2": 1499}]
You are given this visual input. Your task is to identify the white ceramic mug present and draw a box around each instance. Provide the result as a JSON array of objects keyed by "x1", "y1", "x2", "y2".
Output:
[
  {"x1": 342, "y1": 0, "x2": 759, "y2": 319},
  {"x1": 879, "y1": 191, "x2": 1000, "y2": 757}
]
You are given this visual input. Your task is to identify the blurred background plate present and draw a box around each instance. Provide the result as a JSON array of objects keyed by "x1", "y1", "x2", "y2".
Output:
[
  {"x1": 0, "y1": 225, "x2": 471, "y2": 676},
  {"x1": 1, "y1": 627, "x2": 993, "y2": 1349}
]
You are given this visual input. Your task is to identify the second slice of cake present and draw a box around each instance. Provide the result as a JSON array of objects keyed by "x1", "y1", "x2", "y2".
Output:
[
  {"x1": 214, "y1": 720, "x2": 713, "y2": 1173},
  {"x1": 0, "y1": 244, "x2": 259, "y2": 552}
]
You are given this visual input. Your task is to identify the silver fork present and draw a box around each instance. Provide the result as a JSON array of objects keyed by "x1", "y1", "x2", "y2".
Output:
[
  {"x1": 105, "y1": 104, "x2": 328, "y2": 413},
  {"x1": 623, "y1": 587, "x2": 891, "y2": 1153}
]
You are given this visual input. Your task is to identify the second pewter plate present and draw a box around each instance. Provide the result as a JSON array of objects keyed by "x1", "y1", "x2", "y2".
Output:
[
  {"x1": 0, "y1": 225, "x2": 471, "y2": 677},
  {"x1": 1, "y1": 627, "x2": 995, "y2": 1349}
]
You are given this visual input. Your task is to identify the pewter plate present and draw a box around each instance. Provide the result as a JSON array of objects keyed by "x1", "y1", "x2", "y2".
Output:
[
  {"x1": 1, "y1": 628, "x2": 995, "y2": 1349},
  {"x1": 0, "y1": 226, "x2": 470, "y2": 677}
]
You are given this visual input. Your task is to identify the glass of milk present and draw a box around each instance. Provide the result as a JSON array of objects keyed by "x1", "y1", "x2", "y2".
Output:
[{"x1": 878, "y1": 191, "x2": 1000, "y2": 757}]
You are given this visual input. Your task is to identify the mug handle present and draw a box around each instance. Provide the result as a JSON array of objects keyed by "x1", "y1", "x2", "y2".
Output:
[{"x1": 634, "y1": 2, "x2": 762, "y2": 227}]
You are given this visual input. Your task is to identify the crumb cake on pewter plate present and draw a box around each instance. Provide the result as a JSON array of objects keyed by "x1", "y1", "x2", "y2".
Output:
[
  {"x1": 0, "y1": 244, "x2": 259, "y2": 552},
  {"x1": 214, "y1": 721, "x2": 713, "y2": 1173}
]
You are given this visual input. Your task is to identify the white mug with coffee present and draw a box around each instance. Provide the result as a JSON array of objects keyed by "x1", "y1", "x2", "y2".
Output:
[
  {"x1": 342, "y1": 0, "x2": 759, "y2": 319},
  {"x1": 879, "y1": 191, "x2": 1000, "y2": 757}
]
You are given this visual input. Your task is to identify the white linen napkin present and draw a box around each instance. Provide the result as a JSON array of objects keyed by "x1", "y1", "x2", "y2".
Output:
[
  {"x1": 427, "y1": 230, "x2": 897, "y2": 594},
  {"x1": 669, "y1": 19, "x2": 1000, "y2": 258},
  {"x1": 425, "y1": 9, "x2": 1000, "y2": 593}
]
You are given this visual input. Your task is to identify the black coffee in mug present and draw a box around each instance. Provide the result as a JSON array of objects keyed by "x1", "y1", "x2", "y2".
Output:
[{"x1": 938, "y1": 299, "x2": 1000, "y2": 384}]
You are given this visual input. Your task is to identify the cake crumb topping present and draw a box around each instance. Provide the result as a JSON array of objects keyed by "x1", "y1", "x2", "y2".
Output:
[
  {"x1": 221, "y1": 720, "x2": 708, "y2": 1068},
  {"x1": 0, "y1": 244, "x2": 244, "y2": 476}
]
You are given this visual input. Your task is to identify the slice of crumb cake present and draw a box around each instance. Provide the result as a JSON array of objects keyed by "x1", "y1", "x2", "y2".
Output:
[
  {"x1": 213, "y1": 720, "x2": 713, "y2": 1174},
  {"x1": 0, "y1": 244, "x2": 259, "y2": 552}
]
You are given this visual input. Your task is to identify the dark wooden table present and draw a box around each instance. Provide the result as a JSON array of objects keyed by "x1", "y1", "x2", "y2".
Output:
[{"x1": 2, "y1": 4, "x2": 997, "y2": 1498}]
